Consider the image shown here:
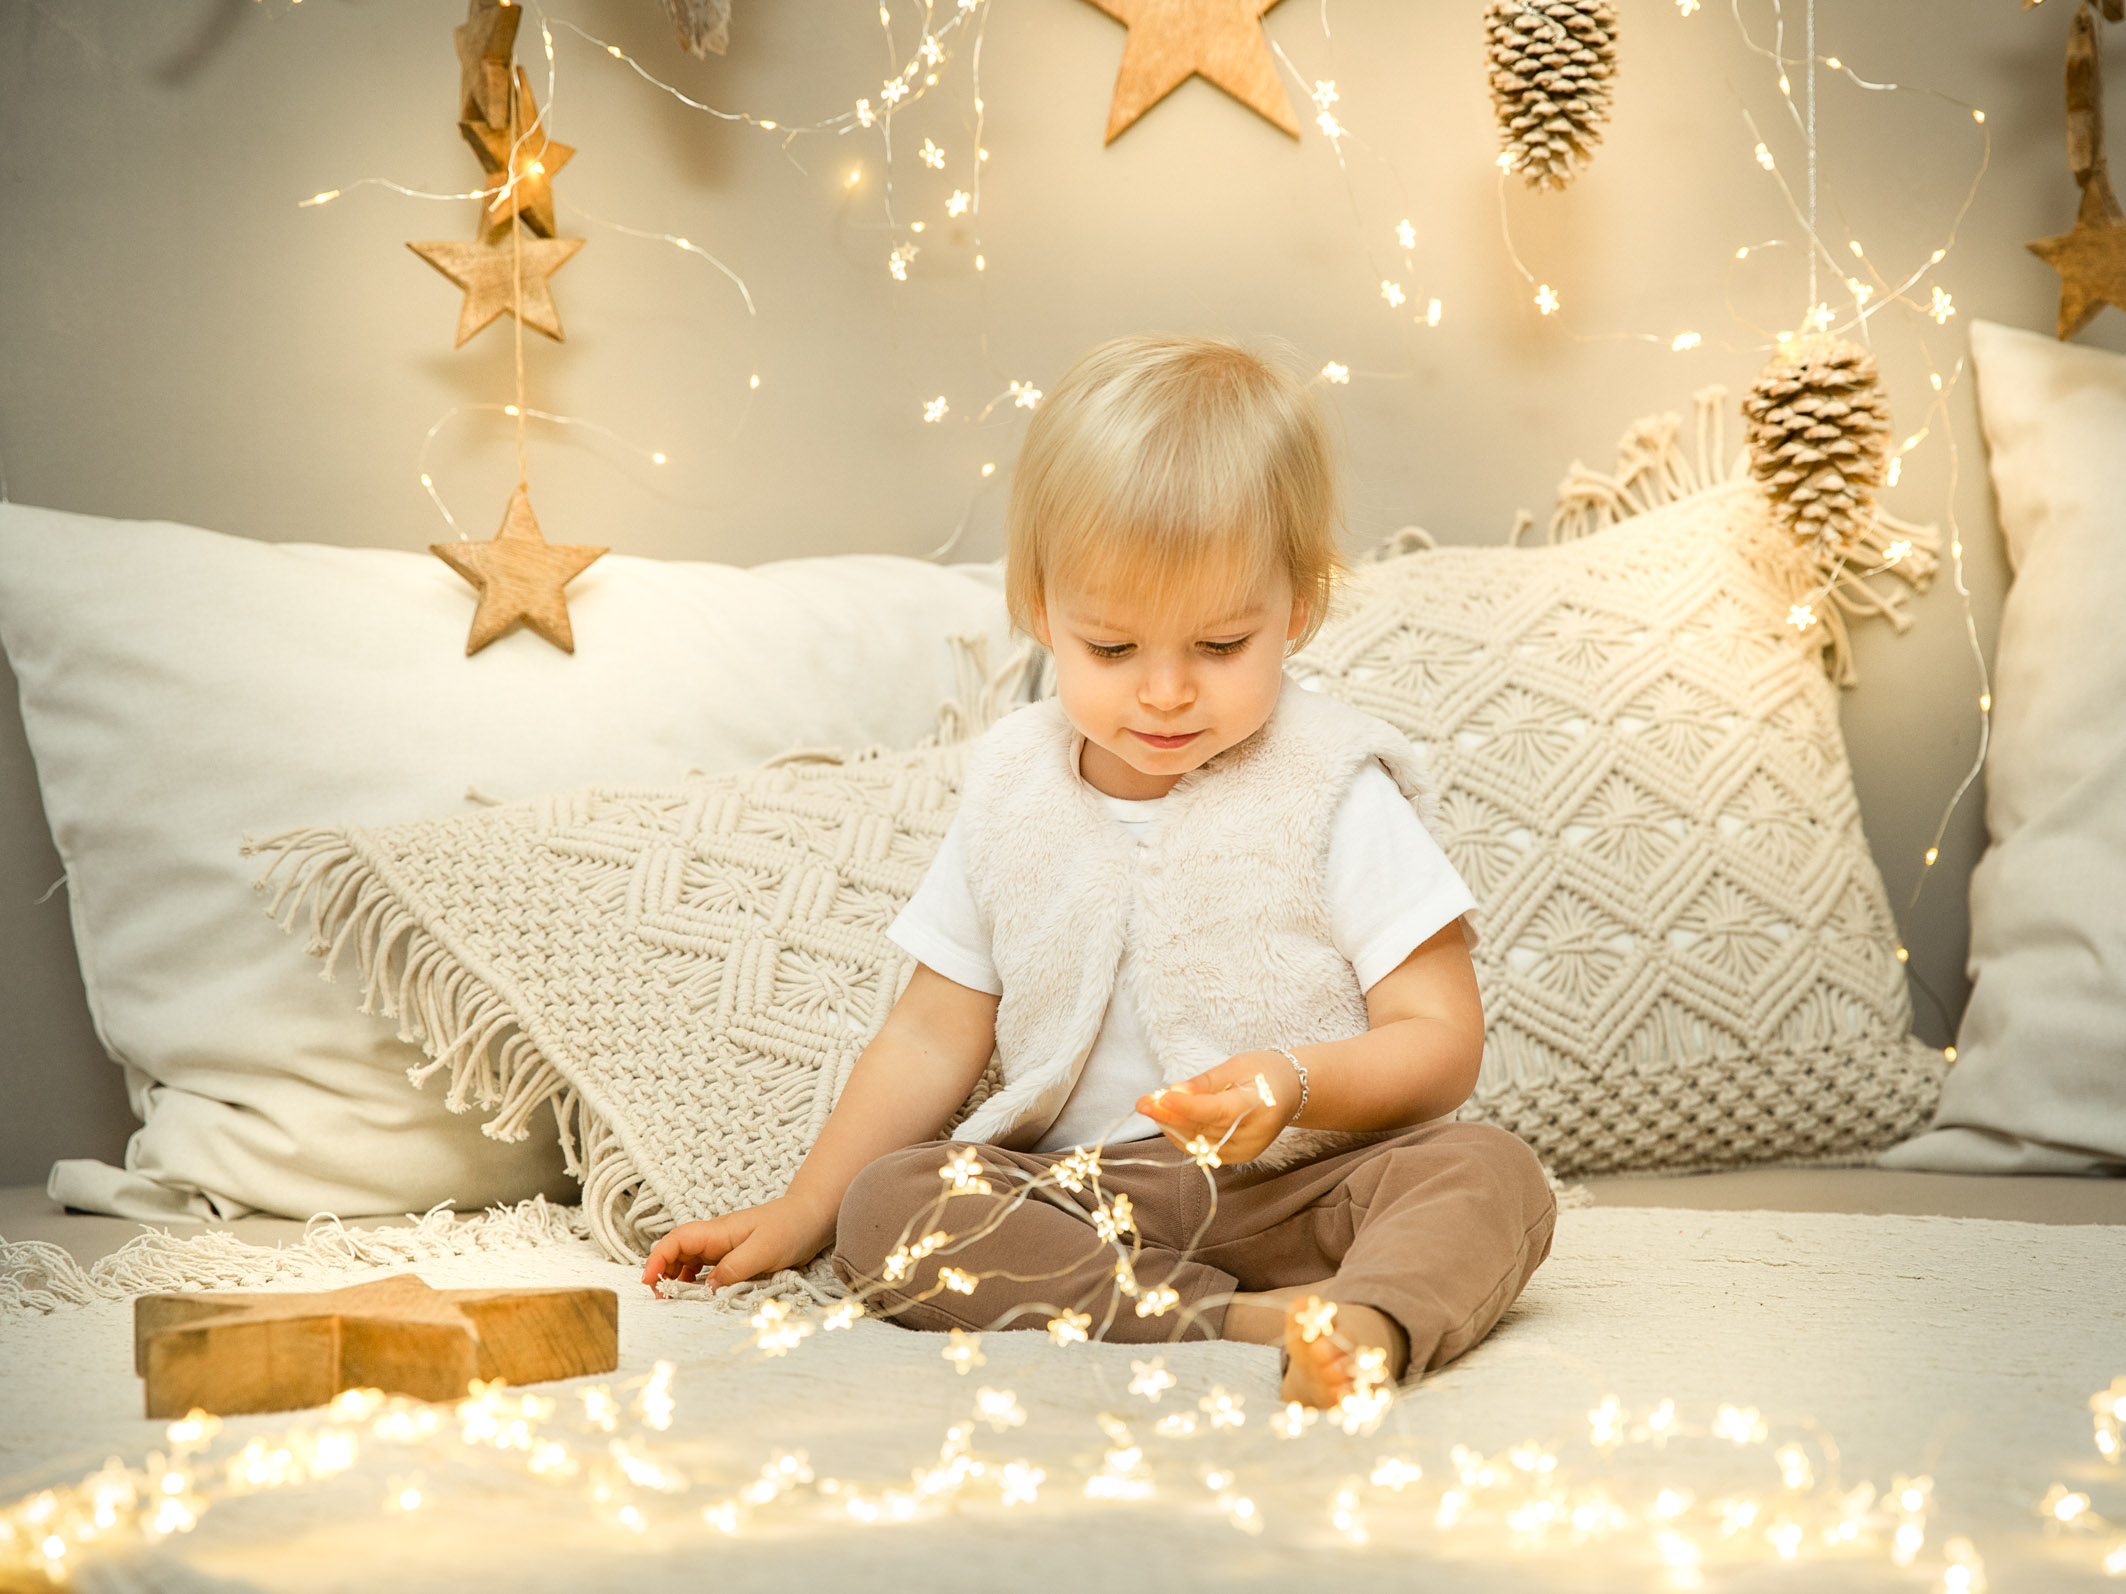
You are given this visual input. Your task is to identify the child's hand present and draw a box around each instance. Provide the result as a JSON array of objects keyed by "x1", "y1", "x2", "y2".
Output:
[
  {"x1": 1135, "y1": 1050, "x2": 1301, "y2": 1167},
  {"x1": 640, "y1": 1194, "x2": 834, "y2": 1294}
]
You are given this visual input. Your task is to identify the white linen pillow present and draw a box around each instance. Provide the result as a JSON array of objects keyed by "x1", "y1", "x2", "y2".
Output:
[
  {"x1": 1880, "y1": 322, "x2": 2126, "y2": 1174},
  {"x1": 0, "y1": 503, "x2": 1017, "y2": 1221}
]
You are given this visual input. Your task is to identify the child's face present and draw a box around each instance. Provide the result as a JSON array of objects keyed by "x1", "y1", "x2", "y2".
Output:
[{"x1": 1034, "y1": 566, "x2": 1305, "y2": 801}]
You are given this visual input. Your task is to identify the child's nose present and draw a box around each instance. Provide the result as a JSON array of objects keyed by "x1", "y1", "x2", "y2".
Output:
[{"x1": 1139, "y1": 658, "x2": 1195, "y2": 711}]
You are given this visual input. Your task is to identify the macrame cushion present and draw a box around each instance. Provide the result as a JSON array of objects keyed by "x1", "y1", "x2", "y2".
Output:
[
  {"x1": 1291, "y1": 456, "x2": 1945, "y2": 1176},
  {"x1": 260, "y1": 742, "x2": 1008, "y2": 1263}
]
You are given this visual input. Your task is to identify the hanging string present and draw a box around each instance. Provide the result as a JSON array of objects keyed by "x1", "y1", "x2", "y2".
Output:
[{"x1": 1805, "y1": 0, "x2": 1818, "y2": 310}]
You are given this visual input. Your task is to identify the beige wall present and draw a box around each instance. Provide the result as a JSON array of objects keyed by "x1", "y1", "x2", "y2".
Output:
[{"x1": 4, "y1": 0, "x2": 2122, "y2": 1183}]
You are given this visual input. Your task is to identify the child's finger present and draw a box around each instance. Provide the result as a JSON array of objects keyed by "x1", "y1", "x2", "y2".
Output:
[{"x1": 707, "y1": 1227, "x2": 774, "y2": 1289}]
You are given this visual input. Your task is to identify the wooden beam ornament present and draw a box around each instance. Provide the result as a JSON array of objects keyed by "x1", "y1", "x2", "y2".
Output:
[
  {"x1": 2028, "y1": 2, "x2": 2126, "y2": 339},
  {"x1": 1079, "y1": 0, "x2": 1299, "y2": 143},
  {"x1": 433, "y1": 487, "x2": 607, "y2": 655},
  {"x1": 134, "y1": 1273, "x2": 618, "y2": 1418}
]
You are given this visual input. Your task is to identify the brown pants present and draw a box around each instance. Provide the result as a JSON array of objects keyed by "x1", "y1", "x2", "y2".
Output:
[{"x1": 831, "y1": 1120, "x2": 1556, "y2": 1376}]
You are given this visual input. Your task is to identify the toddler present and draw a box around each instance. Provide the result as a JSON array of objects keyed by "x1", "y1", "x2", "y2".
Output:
[{"x1": 643, "y1": 335, "x2": 1555, "y2": 1407}]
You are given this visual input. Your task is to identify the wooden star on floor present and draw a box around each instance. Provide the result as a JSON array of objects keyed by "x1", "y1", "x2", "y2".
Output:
[
  {"x1": 454, "y1": 0, "x2": 520, "y2": 128},
  {"x1": 433, "y1": 487, "x2": 607, "y2": 655},
  {"x1": 462, "y1": 66, "x2": 576, "y2": 238},
  {"x1": 134, "y1": 1273, "x2": 617, "y2": 1417},
  {"x1": 406, "y1": 227, "x2": 585, "y2": 347},
  {"x1": 2029, "y1": 173, "x2": 2126, "y2": 340},
  {"x1": 1080, "y1": 0, "x2": 1298, "y2": 143}
]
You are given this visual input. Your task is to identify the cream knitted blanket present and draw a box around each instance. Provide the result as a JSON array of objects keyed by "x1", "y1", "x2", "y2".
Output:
[{"x1": 251, "y1": 396, "x2": 1946, "y2": 1267}]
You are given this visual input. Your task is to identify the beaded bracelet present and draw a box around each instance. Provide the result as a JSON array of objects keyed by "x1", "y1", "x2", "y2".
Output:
[{"x1": 1273, "y1": 1047, "x2": 1309, "y2": 1122}]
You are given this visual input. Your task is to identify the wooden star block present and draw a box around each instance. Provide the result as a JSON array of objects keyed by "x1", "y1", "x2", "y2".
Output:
[
  {"x1": 462, "y1": 67, "x2": 576, "y2": 238},
  {"x1": 454, "y1": 0, "x2": 521, "y2": 127},
  {"x1": 433, "y1": 487, "x2": 607, "y2": 655},
  {"x1": 1080, "y1": 0, "x2": 1298, "y2": 143},
  {"x1": 134, "y1": 1273, "x2": 617, "y2": 1418},
  {"x1": 407, "y1": 227, "x2": 585, "y2": 347}
]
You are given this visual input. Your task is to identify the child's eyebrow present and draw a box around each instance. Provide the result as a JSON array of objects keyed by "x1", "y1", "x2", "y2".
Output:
[{"x1": 1063, "y1": 604, "x2": 1267, "y2": 634}]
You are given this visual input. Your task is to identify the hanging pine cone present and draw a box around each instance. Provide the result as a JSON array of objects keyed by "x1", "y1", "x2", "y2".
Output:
[
  {"x1": 1485, "y1": 0, "x2": 1618, "y2": 191},
  {"x1": 1741, "y1": 337, "x2": 1893, "y2": 560}
]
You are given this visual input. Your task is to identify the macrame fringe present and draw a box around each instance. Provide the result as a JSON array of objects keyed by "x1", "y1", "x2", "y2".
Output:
[
  {"x1": 0, "y1": 1197, "x2": 587, "y2": 1317},
  {"x1": 1538, "y1": 386, "x2": 1939, "y2": 688},
  {"x1": 244, "y1": 637, "x2": 1041, "y2": 1268}
]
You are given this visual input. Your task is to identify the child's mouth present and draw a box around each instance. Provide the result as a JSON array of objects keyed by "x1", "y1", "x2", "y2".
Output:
[{"x1": 1130, "y1": 729, "x2": 1203, "y2": 750}]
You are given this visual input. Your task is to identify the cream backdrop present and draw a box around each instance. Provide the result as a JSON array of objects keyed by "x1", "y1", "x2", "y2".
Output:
[{"x1": 2, "y1": 0, "x2": 2122, "y2": 1184}]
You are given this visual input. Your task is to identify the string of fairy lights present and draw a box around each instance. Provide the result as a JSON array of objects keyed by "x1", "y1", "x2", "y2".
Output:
[
  {"x1": 4, "y1": 1127, "x2": 2122, "y2": 1592},
  {"x1": 9, "y1": 1041, "x2": 2126, "y2": 1570}
]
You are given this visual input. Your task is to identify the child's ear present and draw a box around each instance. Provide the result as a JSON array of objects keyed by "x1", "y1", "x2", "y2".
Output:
[{"x1": 1285, "y1": 594, "x2": 1310, "y2": 645}]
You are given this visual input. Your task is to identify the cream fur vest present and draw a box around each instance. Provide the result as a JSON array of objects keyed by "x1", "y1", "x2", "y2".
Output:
[{"x1": 950, "y1": 676, "x2": 1436, "y2": 1165}]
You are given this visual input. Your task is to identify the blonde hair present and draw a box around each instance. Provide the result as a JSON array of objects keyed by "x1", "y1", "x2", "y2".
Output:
[{"x1": 1005, "y1": 335, "x2": 1343, "y2": 649}]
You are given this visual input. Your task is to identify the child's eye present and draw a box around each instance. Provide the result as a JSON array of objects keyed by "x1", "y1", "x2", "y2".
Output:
[
  {"x1": 1085, "y1": 641, "x2": 1134, "y2": 660},
  {"x1": 1199, "y1": 635, "x2": 1252, "y2": 656}
]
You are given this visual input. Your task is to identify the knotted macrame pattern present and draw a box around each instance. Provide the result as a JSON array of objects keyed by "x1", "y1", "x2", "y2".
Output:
[{"x1": 1292, "y1": 398, "x2": 1945, "y2": 1176}]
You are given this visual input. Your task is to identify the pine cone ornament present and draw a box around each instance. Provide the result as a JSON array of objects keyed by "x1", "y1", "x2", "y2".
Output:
[
  {"x1": 1485, "y1": 0, "x2": 1618, "y2": 191},
  {"x1": 1741, "y1": 337, "x2": 1893, "y2": 560}
]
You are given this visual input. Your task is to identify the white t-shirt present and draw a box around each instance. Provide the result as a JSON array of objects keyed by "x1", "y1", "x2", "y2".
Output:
[{"x1": 888, "y1": 763, "x2": 1478, "y2": 1152}]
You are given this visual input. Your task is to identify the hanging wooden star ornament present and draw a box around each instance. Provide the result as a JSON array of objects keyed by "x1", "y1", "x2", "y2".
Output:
[
  {"x1": 406, "y1": 228, "x2": 585, "y2": 346},
  {"x1": 454, "y1": 0, "x2": 520, "y2": 128},
  {"x1": 2028, "y1": 5, "x2": 2126, "y2": 339},
  {"x1": 462, "y1": 67, "x2": 576, "y2": 238},
  {"x1": 2030, "y1": 180, "x2": 2126, "y2": 339},
  {"x1": 1080, "y1": 0, "x2": 1299, "y2": 143},
  {"x1": 433, "y1": 487, "x2": 607, "y2": 655}
]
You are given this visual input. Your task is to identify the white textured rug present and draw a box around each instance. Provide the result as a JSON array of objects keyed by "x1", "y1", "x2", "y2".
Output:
[{"x1": 3, "y1": 1207, "x2": 2121, "y2": 1592}]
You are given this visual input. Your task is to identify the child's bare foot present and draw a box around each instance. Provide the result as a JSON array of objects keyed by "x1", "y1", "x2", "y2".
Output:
[
  {"x1": 1219, "y1": 1286, "x2": 1312, "y2": 1347},
  {"x1": 1279, "y1": 1296, "x2": 1408, "y2": 1409}
]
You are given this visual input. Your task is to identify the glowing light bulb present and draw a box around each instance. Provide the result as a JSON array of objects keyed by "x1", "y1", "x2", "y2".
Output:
[
  {"x1": 1320, "y1": 361, "x2": 1350, "y2": 384},
  {"x1": 1425, "y1": 298, "x2": 1442, "y2": 326},
  {"x1": 1754, "y1": 143, "x2": 1775, "y2": 171},
  {"x1": 1396, "y1": 219, "x2": 1416, "y2": 248},
  {"x1": 1930, "y1": 286, "x2": 1956, "y2": 324},
  {"x1": 749, "y1": 374, "x2": 761, "y2": 389},
  {"x1": 651, "y1": 452, "x2": 667, "y2": 465},
  {"x1": 300, "y1": 189, "x2": 340, "y2": 207},
  {"x1": 846, "y1": 167, "x2": 863, "y2": 187},
  {"x1": 980, "y1": 462, "x2": 996, "y2": 476},
  {"x1": 1381, "y1": 280, "x2": 1407, "y2": 309},
  {"x1": 1671, "y1": 332, "x2": 1701, "y2": 351},
  {"x1": 1534, "y1": 284, "x2": 1559, "y2": 315},
  {"x1": 946, "y1": 189, "x2": 971, "y2": 216},
  {"x1": 922, "y1": 396, "x2": 949, "y2": 423}
]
